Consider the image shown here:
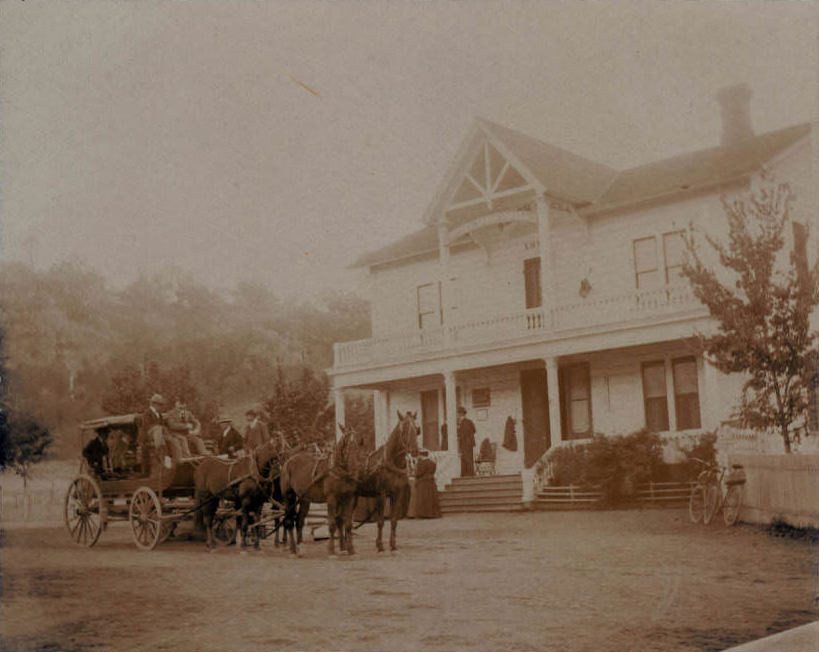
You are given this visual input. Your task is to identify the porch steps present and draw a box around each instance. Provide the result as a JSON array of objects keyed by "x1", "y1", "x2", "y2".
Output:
[{"x1": 440, "y1": 474, "x2": 523, "y2": 513}]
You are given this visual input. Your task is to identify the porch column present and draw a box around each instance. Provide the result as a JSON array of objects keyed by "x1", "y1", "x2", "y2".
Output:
[
  {"x1": 438, "y1": 216, "x2": 451, "y2": 344},
  {"x1": 664, "y1": 356, "x2": 677, "y2": 432},
  {"x1": 535, "y1": 195, "x2": 555, "y2": 327},
  {"x1": 443, "y1": 369, "x2": 457, "y2": 450},
  {"x1": 373, "y1": 389, "x2": 390, "y2": 446},
  {"x1": 545, "y1": 357, "x2": 562, "y2": 446},
  {"x1": 334, "y1": 388, "x2": 346, "y2": 442}
]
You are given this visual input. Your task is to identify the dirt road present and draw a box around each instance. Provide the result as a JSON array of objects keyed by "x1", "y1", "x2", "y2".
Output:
[{"x1": 2, "y1": 509, "x2": 816, "y2": 652}]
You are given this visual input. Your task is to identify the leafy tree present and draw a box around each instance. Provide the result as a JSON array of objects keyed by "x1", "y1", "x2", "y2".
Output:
[
  {"x1": 262, "y1": 365, "x2": 331, "y2": 446},
  {"x1": 682, "y1": 175, "x2": 819, "y2": 452},
  {"x1": 0, "y1": 329, "x2": 53, "y2": 487}
]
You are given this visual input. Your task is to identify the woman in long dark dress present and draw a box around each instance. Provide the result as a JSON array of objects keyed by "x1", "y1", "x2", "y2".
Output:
[{"x1": 413, "y1": 450, "x2": 441, "y2": 518}]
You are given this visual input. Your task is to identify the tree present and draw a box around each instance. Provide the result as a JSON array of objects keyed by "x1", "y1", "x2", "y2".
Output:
[
  {"x1": 0, "y1": 329, "x2": 53, "y2": 487},
  {"x1": 682, "y1": 174, "x2": 819, "y2": 452},
  {"x1": 262, "y1": 365, "x2": 331, "y2": 446}
]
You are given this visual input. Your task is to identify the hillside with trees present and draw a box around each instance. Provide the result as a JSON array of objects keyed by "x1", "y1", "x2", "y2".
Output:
[{"x1": 0, "y1": 262, "x2": 371, "y2": 458}]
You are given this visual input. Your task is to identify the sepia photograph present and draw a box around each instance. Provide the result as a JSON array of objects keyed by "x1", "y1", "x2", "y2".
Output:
[{"x1": 1, "y1": 2, "x2": 817, "y2": 651}]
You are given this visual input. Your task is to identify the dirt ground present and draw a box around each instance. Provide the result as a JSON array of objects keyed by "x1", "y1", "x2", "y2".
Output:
[{"x1": 1, "y1": 509, "x2": 816, "y2": 652}]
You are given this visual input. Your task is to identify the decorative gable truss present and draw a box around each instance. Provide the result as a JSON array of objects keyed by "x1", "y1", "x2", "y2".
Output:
[{"x1": 449, "y1": 139, "x2": 534, "y2": 212}]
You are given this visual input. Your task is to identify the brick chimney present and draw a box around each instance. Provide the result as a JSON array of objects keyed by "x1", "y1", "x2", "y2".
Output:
[{"x1": 715, "y1": 83, "x2": 754, "y2": 146}]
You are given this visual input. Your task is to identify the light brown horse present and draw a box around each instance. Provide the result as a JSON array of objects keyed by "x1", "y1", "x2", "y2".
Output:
[
  {"x1": 193, "y1": 440, "x2": 282, "y2": 550},
  {"x1": 346, "y1": 411, "x2": 418, "y2": 554},
  {"x1": 279, "y1": 426, "x2": 361, "y2": 557}
]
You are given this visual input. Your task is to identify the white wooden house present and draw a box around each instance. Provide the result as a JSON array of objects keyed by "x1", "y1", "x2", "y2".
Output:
[{"x1": 329, "y1": 85, "x2": 818, "y2": 497}]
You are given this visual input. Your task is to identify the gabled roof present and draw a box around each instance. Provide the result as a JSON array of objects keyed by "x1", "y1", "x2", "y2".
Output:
[
  {"x1": 478, "y1": 119, "x2": 618, "y2": 204},
  {"x1": 354, "y1": 120, "x2": 812, "y2": 269}
]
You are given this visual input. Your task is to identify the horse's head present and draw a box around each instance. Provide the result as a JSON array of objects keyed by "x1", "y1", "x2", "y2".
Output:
[
  {"x1": 389, "y1": 411, "x2": 419, "y2": 466},
  {"x1": 255, "y1": 439, "x2": 283, "y2": 482}
]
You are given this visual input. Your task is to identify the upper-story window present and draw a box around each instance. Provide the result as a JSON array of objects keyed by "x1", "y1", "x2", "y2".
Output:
[
  {"x1": 633, "y1": 231, "x2": 685, "y2": 289},
  {"x1": 523, "y1": 257, "x2": 542, "y2": 308},
  {"x1": 417, "y1": 282, "x2": 442, "y2": 329}
]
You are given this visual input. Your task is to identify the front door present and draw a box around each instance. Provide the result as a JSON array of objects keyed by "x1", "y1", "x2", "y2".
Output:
[
  {"x1": 520, "y1": 368, "x2": 551, "y2": 468},
  {"x1": 420, "y1": 390, "x2": 439, "y2": 450}
]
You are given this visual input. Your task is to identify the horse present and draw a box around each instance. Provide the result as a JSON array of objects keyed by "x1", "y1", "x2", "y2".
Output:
[
  {"x1": 345, "y1": 410, "x2": 418, "y2": 555},
  {"x1": 279, "y1": 426, "x2": 361, "y2": 557},
  {"x1": 193, "y1": 439, "x2": 283, "y2": 550}
]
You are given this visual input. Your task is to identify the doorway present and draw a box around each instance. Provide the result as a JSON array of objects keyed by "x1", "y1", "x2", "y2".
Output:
[{"x1": 520, "y1": 368, "x2": 551, "y2": 468}]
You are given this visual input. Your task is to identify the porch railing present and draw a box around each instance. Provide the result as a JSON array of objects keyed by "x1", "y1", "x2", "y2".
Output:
[{"x1": 334, "y1": 284, "x2": 703, "y2": 369}]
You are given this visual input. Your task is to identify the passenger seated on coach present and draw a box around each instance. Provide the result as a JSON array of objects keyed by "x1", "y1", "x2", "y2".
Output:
[
  {"x1": 83, "y1": 431, "x2": 109, "y2": 477},
  {"x1": 165, "y1": 401, "x2": 208, "y2": 457},
  {"x1": 107, "y1": 428, "x2": 132, "y2": 473}
]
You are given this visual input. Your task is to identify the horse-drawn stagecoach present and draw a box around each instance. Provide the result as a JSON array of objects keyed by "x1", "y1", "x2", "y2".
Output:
[
  {"x1": 65, "y1": 414, "x2": 276, "y2": 551},
  {"x1": 65, "y1": 410, "x2": 421, "y2": 556}
]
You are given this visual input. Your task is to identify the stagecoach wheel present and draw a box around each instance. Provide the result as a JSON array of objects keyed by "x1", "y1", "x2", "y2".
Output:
[
  {"x1": 702, "y1": 484, "x2": 720, "y2": 525},
  {"x1": 688, "y1": 484, "x2": 706, "y2": 524},
  {"x1": 64, "y1": 474, "x2": 106, "y2": 547},
  {"x1": 212, "y1": 514, "x2": 238, "y2": 546},
  {"x1": 723, "y1": 484, "x2": 743, "y2": 526},
  {"x1": 129, "y1": 487, "x2": 163, "y2": 551}
]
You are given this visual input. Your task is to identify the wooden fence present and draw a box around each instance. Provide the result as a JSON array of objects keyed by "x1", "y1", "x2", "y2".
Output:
[{"x1": 534, "y1": 481, "x2": 695, "y2": 508}]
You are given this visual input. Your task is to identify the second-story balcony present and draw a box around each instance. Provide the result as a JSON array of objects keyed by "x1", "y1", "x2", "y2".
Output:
[{"x1": 333, "y1": 284, "x2": 707, "y2": 369}]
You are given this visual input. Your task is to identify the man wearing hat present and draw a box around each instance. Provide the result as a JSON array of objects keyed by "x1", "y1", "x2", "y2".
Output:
[
  {"x1": 244, "y1": 409, "x2": 271, "y2": 452},
  {"x1": 216, "y1": 416, "x2": 243, "y2": 459},
  {"x1": 457, "y1": 406, "x2": 476, "y2": 477},
  {"x1": 136, "y1": 394, "x2": 168, "y2": 475}
]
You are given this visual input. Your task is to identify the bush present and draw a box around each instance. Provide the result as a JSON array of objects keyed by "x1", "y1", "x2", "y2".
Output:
[{"x1": 536, "y1": 429, "x2": 664, "y2": 505}]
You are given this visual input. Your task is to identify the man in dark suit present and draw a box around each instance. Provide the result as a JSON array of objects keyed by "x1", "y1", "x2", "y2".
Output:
[
  {"x1": 244, "y1": 409, "x2": 271, "y2": 452},
  {"x1": 217, "y1": 417, "x2": 243, "y2": 458},
  {"x1": 457, "y1": 406, "x2": 476, "y2": 477}
]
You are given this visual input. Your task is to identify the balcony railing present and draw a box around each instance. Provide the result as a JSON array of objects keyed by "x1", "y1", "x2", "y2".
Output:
[{"x1": 334, "y1": 284, "x2": 703, "y2": 369}]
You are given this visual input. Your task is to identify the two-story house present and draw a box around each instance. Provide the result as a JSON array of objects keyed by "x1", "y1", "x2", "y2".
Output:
[{"x1": 329, "y1": 84, "x2": 817, "y2": 492}]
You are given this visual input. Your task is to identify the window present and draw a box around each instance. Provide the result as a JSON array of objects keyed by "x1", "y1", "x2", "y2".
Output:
[
  {"x1": 633, "y1": 237, "x2": 659, "y2": 289},
  {"x1": 641, "y1": 361, "x2": 669, "y2": 431},
  {"x1": 524, "y1": 257, "x2": 542, "y2": 308},
  {"x1": 663, "y1": 231, "x2": 685, "y2": 283},
  {"x1": 561, "y1": 363, "x2": 591, "y2": 438},
  {"x1": 417, "y1": 282, "x2": 441, "y2": 329},
  {"x1": 673, "y1": 357, "x2": 701, "y2": 429},
  {"x1": 634, "y1": 232, "x2": 686, "y2": 288}
]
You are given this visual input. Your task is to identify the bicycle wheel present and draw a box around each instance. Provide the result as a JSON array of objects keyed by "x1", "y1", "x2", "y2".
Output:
[
  {"x1": 688, "y1": 484, "x2": 706, "y2": 523},
  {"x1": 703, "y1": 483, "x2": 720, "y2": 525},
  {"x1": 723, "y1": 484, "x2": 743, "y2": 526}
]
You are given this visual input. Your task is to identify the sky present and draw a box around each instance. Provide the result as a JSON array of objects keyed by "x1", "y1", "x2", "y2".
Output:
[{"x1": 1, "y1": 1, "x2": 816, "y2": 300}]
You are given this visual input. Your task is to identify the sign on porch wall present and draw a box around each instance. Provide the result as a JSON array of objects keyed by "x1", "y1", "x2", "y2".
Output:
[{"x1": 472, "y1": 387, "x2": 491, "y2": 408}]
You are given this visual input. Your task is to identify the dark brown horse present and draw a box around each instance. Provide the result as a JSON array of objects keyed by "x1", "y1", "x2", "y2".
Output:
[
  {"x1": 346, "y1": 410, "x2": 418, "y2": 554},
  {"x1": 279, "y1": 426, "x2": 361, "y2": 557},
  {"x1": 193, "y1": 440, "x2": 282, "y2": 550}
]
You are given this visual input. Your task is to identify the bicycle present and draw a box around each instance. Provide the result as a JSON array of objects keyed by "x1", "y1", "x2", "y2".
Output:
[{"x1": 688, "y1": 458, "x2": 746, "y2": 526}]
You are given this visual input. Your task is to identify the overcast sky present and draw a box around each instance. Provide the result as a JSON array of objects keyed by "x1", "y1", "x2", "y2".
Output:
[{"x1": 1, "y1": 1, "x2": 816, "y2": 299}]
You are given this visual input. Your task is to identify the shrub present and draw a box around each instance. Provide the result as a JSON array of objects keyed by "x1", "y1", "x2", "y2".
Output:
[{"x1": 536, "y1": 429, "x2": 664, "y2": 505}]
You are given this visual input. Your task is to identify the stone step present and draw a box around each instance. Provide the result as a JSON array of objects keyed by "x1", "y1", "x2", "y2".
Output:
[
  {"x1": 440, "y1": 494, "x2": 523, "y2": 507},
  {"x1": 448, "y1": 474, "x2": 521, "y2": 486},
  {"x1": 441, "y1": 483, "x2": 523, "y2": 496}
]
